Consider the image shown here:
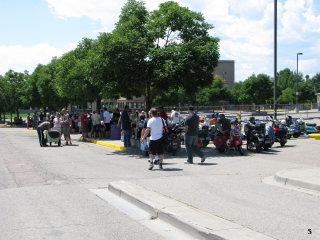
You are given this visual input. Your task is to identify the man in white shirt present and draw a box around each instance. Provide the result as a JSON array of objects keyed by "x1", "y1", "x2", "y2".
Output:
[
  {"x1": 103, "y1": 108, "x2": 111, "y2": 138},
  {"x1": 140, "y1": 108, "x2": 167, "y2": 170},
  {"x1": 170, "y1": 108, "x2": 180, "y2": 125}
]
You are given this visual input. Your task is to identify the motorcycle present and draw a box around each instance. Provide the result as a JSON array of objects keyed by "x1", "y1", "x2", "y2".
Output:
[
  {"x1": 264, "y1": 125, "x2": 275, "y2": 151},
  {"x1": 244, "y1": 119, "x2": 266, "y2": 153},
  {"x1": 305, "y1": 123, "x2": 319, "y2": 134},
  {"x1": 271, "y1": 119, "x2": 287, "y2": 147},
  {"x1": 165, "y1": 124, "x2": 183, "y2": 155},
  {"x1": 214, "y1": 119, "x2": 244, "y2": 155},
  {"x1": 198, "y1": 125, "x2": 211, "y2": 148}
]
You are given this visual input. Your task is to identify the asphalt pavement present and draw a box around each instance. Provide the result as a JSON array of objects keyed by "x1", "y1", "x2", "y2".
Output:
[{"x1": 0, "y1": 125, "x2": 320, "y2": 240}]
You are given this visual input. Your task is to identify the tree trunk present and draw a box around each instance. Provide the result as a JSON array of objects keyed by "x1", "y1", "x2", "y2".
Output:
[
  {"x1": 96, "y1": 96, "x2": 102, "y2": 111},
  {"x1": 10, "y1": 112, "x2": 13, "y2": 124},
  {"x1": 145, "y1": 95, "x2": 153, "y2": 113}
]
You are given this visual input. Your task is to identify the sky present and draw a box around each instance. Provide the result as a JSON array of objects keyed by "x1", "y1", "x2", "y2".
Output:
[{"x1": 0, "y1": 0, "x2": 319, "y2": 82}]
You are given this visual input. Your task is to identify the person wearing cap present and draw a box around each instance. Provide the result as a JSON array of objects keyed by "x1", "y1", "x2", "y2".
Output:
[{"x1": 184, "y1": 106, "x2": 206, "y2": 164}]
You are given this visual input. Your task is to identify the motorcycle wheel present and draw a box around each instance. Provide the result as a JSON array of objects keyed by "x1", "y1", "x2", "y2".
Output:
[
  {"x1": 293, "y1": 133, "x2": 300, "y2": 138},
  {"x1": 203, "y1": 141, "x2": 209, "y2": 148},
  {"x1": 256, "y1": 145, "x2": 262, "y2": 153},
  {"x1": 287, "y1": 134, "x2": 291, "y2": 139},
  {"x1": 237, "y1": 145, "x2": 244, "y2": 156},
  {"x1": 263, "y1": 145, "x2": 269, "y2": 151},
  {"x1": 217, "y1": 147, "x2": 225, "y2": 153},
  {"x1": 172, "y1": 149, "x2": 177, "y2": 156},
  {"x1": 280, "y1": 141, "x2": 286, "y2": 147}
]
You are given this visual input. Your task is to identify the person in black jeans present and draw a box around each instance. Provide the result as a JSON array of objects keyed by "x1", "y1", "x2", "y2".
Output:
[
  {"x1": 184, "y1": 106, "x2": 206, "y2": 164},
  {"x1": 119, "y1": 105, "x2": 132, "y2": 147},
  {"x1": 37, "y1": 121, "x2": 51, "y2": 147}
]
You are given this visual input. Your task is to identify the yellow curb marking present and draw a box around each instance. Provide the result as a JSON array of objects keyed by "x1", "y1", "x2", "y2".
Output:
[
  {"x1": 81, "y1": 137, "x2": 126, "y2": 151},
  {"x1": 0, "y1": 129, "x2": 35, "y2": 132},
  {"x1": 309, "y1": 134, "x2": 320, "y2": 140}
]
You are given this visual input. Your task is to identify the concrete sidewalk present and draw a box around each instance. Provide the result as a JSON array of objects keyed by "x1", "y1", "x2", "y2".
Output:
[
  {"x1": 264, "y1": 168, "x2": 320, "y2": 195},
  {"x1": 107, "y1": 181, "x2": 276, "y2": 240},
  {"x1": 273, "y1": 168, "x2": 320, "y2": 192}
]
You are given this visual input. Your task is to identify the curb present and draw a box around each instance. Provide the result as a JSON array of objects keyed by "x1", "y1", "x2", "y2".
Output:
[
  {"x1": 309, "y1": 133, "x2": 320, "y2": 140},
  {"x1": 81, "y1": 137, "x2": 126, "y2": 151},
  {"x1": 0, "y1": 124, "x2": 13, "y2": 127},
  {"x1": 108, "y1": 181, "x2": 276, "y2": 240},
  {"x1": 274, "y1": 168, "x2": 320, "y2": 192}
]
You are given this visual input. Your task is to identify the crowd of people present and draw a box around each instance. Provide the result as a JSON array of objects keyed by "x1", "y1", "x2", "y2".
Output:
[{"x1": 32, "y1": 105, "x2": 209, "y2": 171}]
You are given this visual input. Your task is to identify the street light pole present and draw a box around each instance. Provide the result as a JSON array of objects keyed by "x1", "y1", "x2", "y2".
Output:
[
  {"x1": 296, "y1": 52, "x2": 303, "y2": 113},
  {"x1": 274, "y1": 0, "x2": 277, "y2": 119}
]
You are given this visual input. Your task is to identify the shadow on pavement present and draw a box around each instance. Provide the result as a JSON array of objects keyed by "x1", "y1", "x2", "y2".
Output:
[{"x1": 161, "y1": 168, "x2": 183, "y2": 172}]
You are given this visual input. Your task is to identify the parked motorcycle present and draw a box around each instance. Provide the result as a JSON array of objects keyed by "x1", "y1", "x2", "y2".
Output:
[
  {"x1": 165, "y1": 124, "x2": 183, "y2": 155},
  {"x1": 264, "y1": 125, "x2": 275, "y2": 151},
  {"x1": 198, "y1": 125, "x2": 211, "y2": 148},
  {"x1": 271, "y1": 118, "x2": 287, "y2": 147},
  {"x1": 244, "y1": 118, "x2": 266, "y2": 153},
  {"x1": 214, "y1": 119, "x2": 244, "y2": 155},
  {"x1": 305, "y1": 123, "x2": 319, "y2": 134}
]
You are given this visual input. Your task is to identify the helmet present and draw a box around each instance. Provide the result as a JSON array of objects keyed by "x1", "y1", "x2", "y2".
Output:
[
  {"x1": 209, "y1": 118, "x2": 216, "y2": 123},
  {"x1": 296, "y1": 119, "x2": 303, "y2": 124},
  {"x1": 280, "y1": 119, "x2": 286, "y2": 125}
]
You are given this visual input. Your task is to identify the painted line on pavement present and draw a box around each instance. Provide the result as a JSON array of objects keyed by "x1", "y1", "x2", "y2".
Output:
[
  {"x1": 81, "y1": 137, "x2": 126, "y2": 151},
  {"x1": 108, "y1": 180, "x2": 276, "y2": 240},
  {"x1": 0, "y1": 129, "x2": 35, "y2": 132}
]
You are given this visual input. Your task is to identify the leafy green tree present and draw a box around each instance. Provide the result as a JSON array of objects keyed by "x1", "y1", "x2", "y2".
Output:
[
  {"x1": 277, "y1": 87, "x2": 295, "y2": 104},
  {"x1": 55, "y1": 38, "x2": 99, "y2": 107},
  {"x1": 32, "y1": 59, "x2": 64, "y2": 111},
  {"x1": 98, "y1": 0, "x2": 219, "y2": 110},
  {"x1": 196, "y1": 76, "x2": 231, "y2": 105},
  {"x1": 277, "y1": 68, "x2": 297, "y2": 91},
  {"x1": 298, "y1": 81, "x2": 316, "y2": 103},
  {"x1": 0, "y1": 75, "x2": 10, "y2": 121},
  {"x1": 20, "y1": 71, "x2": 42, "y2": 109},
  {"x1": 230, "y1": 74, "x2": 273, "y2": 105},
  {"x1": 2, "y1": 70, "x2": 28, "y2": 118},
  {"x1": 152, "y1": 87, "x2": 195, "y2": 106},
  {"x1": 309, "y1": 73, "x2": 320, "y2": 93}
]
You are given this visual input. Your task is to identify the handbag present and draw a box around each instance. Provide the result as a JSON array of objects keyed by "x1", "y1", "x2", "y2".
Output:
[{"x1": 161, "y1": 118, "x2": 169, "y2": 142}]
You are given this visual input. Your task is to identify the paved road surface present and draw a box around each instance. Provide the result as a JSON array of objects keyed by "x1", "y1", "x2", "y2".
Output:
[{"x1": 0, "y1": 127, "x2": 319, "y2": 240}]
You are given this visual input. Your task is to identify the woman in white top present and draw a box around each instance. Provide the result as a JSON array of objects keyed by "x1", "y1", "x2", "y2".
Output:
[{"x1": 53, "y1": 113, "x2": 62, "y2": 129}]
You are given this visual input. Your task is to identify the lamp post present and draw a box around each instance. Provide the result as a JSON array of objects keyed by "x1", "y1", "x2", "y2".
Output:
[
  {"x1": 273, "y1": 0, "x2": 277, "y2": 119},
  {"x1": 296, "y1": 52, "x2": 303, "y2": 113}
]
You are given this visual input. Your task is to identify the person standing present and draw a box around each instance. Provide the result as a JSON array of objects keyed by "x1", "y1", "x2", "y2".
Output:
[
  {"x1": 140, "y1": 108, "x2": 166, "y2": 170},
  {"x1": 158, "y1": 106, "x2": 168, "y2": 121},
  {"x1": 119, "y1": 105, "x2": 132, "y2": 147},
  {"x1": 80, "y1": 111, "x2": 88, "y2": 139},
  {"x1": 91, "y1": 110, "x2": 101, "y2": 139},
  {"x1": 170, "y1": 108, "x2": 181, "y2": 125},
  {"x1": 184, "y1": 106, "x2": 206, "y2": 164},
  {"x1": 26, "y1": 113, "x2": 31, "y2": 129},
  {"x1": 32, "y1": 112, "x2": 39, "y2": 129},
  {"x1": 103, "y1": 108, "x2": 111, "y2": 138},
  {"x1": 37, "y1": 121, "x2": 51, "y2": 147},
  {"x1": 61, "y1": 108, "x2": 72, "y2": 145}
]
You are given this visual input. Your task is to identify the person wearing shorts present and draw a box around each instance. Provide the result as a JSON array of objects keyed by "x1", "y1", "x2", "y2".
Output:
[{"x1": 140, "y1": 108, "x2": 166, "y2": 170}]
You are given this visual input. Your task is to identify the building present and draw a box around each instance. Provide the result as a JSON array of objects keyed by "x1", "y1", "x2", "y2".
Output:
[
  {"x1": 213, "y1": 60, "x2": 235, "y2": 88},
  {"x1": 103, "y1": 96, "x2": 146, "y2": 111},
  {"x1": 316, "y1": 93, "x2": 320, "y2": 111}
]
